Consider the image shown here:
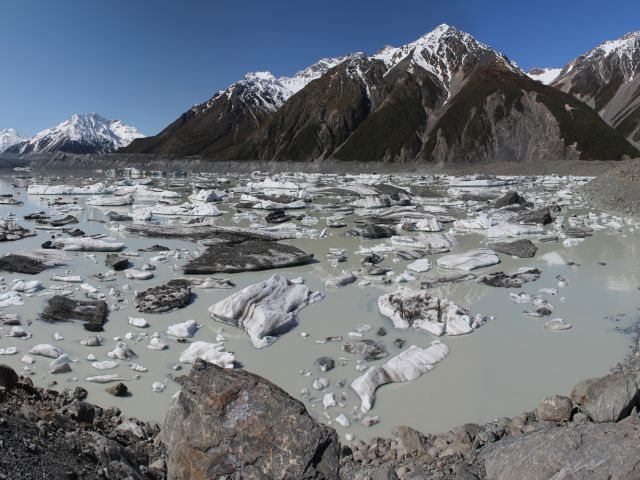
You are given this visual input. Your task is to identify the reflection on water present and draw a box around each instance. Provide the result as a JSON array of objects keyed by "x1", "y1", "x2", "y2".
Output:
[{"x1": 0, "y1": 172, "x2": 638, "y2": 443}]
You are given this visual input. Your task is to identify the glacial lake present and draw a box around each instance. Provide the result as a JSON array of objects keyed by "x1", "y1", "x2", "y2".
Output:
[{"x1": 0, "y1": 171, "x2": 637, "y2": 442}]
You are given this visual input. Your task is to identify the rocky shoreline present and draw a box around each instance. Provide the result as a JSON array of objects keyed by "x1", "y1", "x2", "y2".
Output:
[
  {"x1": 0, "y1": 151, "x2": 630, "y2": 176},
  {"x1": 1, "y1": 318, "x2": 638, "y2": 480}
]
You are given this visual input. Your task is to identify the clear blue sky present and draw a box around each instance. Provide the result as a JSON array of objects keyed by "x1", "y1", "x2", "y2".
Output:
[{"x1": 1, "y1": 0, "x2": 638, "y2": 136}]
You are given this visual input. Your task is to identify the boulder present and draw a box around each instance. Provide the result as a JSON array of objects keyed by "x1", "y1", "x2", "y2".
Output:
[
  {"x1": 537, "y1": 395, "x2": 573, "y2": 422},
  {"x1": 342, "y1": 339, "x2": 388, "y2": 361},
  {"x1": 570, "y1": 373, "x2": 640, "y2": 423},
  {"x1": 494, "y1": 191, "x2": 526, "y2": 208},
  {"x1": 134, "y1": 280, "x2": 192, "y2": 313},
  {"x1": 361, "y1": 225, "x2": 396, "y2": 239},
  {"x1": 0, "y1": 364, "x2": 18, "y2": 390},
  {"x1": 482, "y1": 423, "x2": 640, "y2": 480},
  {"x1": 393, "y1": 425, "x2": 427, "y2": 458},
  {"x1": 40, "y1": 296, "x2": 107, "y2": 331},
  {"x1": 476, "y1": 267, "x2": 542, "y2": 288},
  {"x1": 106, "y1": 383, "x2": 128, "y2": 397},
  {"x1": 490, "y1": 239, "x2": 537, "y2": 258},
  {"x1": 183, "y1": 240, "x2": 313, "y2": 274},
  {"x1": 161, "y1": 359, "x2": 340, "y2": 480},
  {"x1": 105, "y1": 254, "x2": 129, "y2": 271}
]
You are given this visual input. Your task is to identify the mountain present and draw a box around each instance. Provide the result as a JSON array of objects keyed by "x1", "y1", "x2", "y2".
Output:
[
  {"x1": 0, "y1": 128, "x2": 27, "y2": 153},
  {"x1": 552, "y1": 31, "x2": 640, "y2": 147},
  {"x1": 125, "y1": 54, "x2": 359, "y2": 157},
  {"x1": 527, "y1": 68, "x2": 562, "y2": 85},
  {"x1": 7, "y1": 113, "x2": 144, "y2": 154},
  {"x1": 124, "y1": 24, "x2": 639, "y2": 162}
]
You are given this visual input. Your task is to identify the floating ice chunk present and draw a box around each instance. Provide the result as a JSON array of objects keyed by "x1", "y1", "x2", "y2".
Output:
[
  {"x1": 0, "y1": 291, "x2": 22, "y2": 308},
  {"x1": 86, "y1": 374, "x2": 127, "y2": 383},
  {"x1": 29, "y1": 344, "x2": 62, "y2": 358},
  {"x1": 487, "y1": 224, "x2": 544, "y2": 238},
  {"x1": 128, "y1": 317, "x2": 149, "y2": 328},
  {"x1": 0, "y1": 347, "x2": 19, "y2": 355},
  {"x1": 124, "y1": 269, "x2": 154, "y2": 280},
  {"x1": 28, "y1": 182, "x2": 115, "y2": 195},
  {"x1": 91, "y1": 360, "x2": 119, "y2": 370},
  {"x1": 12, "y1": 280, "x2": 44, "y2": 293},
  {"x1": 544, "y1": 318, "x2": 571, "y2": 331},
  {"x1": 108, "y1": 342, "x2": 137, "y2": 360},
  {"x1": 325, "y1": 273, "x2": 357, "y2": 288},
  {"x1": 152, "y1": 382, "x2": 165, "y2": 392},
  {"x1": 323, "y1": 392, "x2": 337, "y2": 409},
  {"x1": 437, "y1": 249, "x2": 500, "y2": 271},
  {"x1": 351, "y1": 343, "x2": 449, "y2": 412},
  {"x1": 166, "y1": 319, "x2": 200, "y2": 338},
  {"x1": 335, "y1": 414, "x2": 350, "y2": 427},
  {"x1": 378, "y1": 288, "x2": 476, "y2": 336},
  {"x1": 209, "y1": 274, "x2": 324, "y2": 349},
  {"x1": 406, "y1": 258, "x2": 432, "y2": 273},
  {"x1": 52, "y1": 238, "x2": 124, "y2": 252},
  {"x1": 177, "y1": 341, "x2": 235, "y2": 368}
]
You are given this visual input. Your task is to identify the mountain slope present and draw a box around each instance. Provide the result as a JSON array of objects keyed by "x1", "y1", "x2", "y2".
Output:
[
  {"x1": 552, "y1": 31, "x2": 640, "y2": 147},
  {"x1": 0, "y1": 129, "x2": 27, "y2": 153},
  {"x1": 124, "y1": 24, "x2": 639, "y2": 162},
  {"x1": 7, "y1": 114, "x2": 144, "y2": 154},
  {"x1": 124, "y1": 55, "x2": 358, "y2": 157}
]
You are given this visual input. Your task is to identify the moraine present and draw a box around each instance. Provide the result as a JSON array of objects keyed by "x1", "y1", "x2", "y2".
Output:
[{"x1": 0, "y1": 168, "x2": 637, "y2": 444}]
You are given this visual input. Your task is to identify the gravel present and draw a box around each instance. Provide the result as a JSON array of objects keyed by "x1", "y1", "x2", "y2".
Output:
[{"x1": 582, "y1": 159, "x2": 640, "y2": 219}]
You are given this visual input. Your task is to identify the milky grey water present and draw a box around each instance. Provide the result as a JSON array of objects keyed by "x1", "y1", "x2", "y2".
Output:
[{"x1": 0, "y1": 171, "x2": 637, "y2": 443}]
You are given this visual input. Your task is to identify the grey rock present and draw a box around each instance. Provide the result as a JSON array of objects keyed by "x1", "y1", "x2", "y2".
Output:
[
  {"x1": 537, "y1": 395, "x2": 573, "y2": 422},
  {"x1": 490, "y1": 239, "x2": 537, "y2": 258},
  {"x1": 183, "y1": 240, "x2": 313, "y2": 274},
  {"x1": 494, "y1": 191, "x2": 526, "y2": 208},
  {"x1": 105, "y1": 254, "x2": 129, "y2": 271},
  {"x1": 570, "y1": 373, "x2": 640, "y2": 423},
  {"x1": 393, "y1": 426, "x2": 427, "y2": 458},
  {"x1": 476, "y1": 267, "x2": 541, "y2": 288},
  {"x1": 361, "y1": 225, "x2": 396, "y2": 239},
  {"x1": 0, "y1": 364, "x2": 18, "y2": 390},
  {"x1": 161, "y1": 359, "x2": 340, "y2": 480},
  {"x1": 482, "y1": 423, "x2": 640, "y2": 480},
  {"x1": 353, "y1": 467, "x2": 399, "y2": 480},
  {"x1": 40, "y1": 295, "x2": 107, "y2": 332},
  {"x1": 314, "y1": 357, "x2": 335, "y2": 372},
  {"x1": 134, "y1": 280, "x2": 192, "y2": 313},
  {"x1": 512, "y1": 207, "x2": 553, "y2": 225},
  {"x1": 342, "y1": 339, "x2": 388, "y2": 361}
]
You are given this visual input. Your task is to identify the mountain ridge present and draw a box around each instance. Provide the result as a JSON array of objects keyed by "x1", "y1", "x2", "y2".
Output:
[{"x1": 121, "y1": 25, "x2": 639, "y2": 162}]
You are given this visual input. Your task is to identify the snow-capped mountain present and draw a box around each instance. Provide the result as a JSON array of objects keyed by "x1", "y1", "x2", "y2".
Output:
[
  {"x1": 372, "y1": 23, "x2": 516, "y2": 92},
  {"x1": 126, "y1": 53, "x2": 361, "y2": 156},
  {"x1": 7, "y1": 113, "x2": 144, "y2": 154},
  {"x1": 527, "y1": 68, "x2": 562, "y2": 85},
  {"x1": 0, "y1": 128, "x2": 27, "y2": 153},
  {"x1": 191, "y1": 53, "x2": 361, "y2": 117},
  {"x1": 125, "y1": 24, "x2": 638, "y2": 162},
  {"x1": 552, "y1": 31, "x2": 640, "y2": 146}
]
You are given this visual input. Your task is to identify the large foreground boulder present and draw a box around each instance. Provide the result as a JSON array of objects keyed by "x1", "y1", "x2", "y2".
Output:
[
  {"x1": 482, "y1": 423, "x2": 640, "y2": 480},
  {"x1": 570, "y1": 373, "x2": 640, "y2": 423},
  {"x1": 162, "y1": 359, "x2": 340, "y2": 480}
]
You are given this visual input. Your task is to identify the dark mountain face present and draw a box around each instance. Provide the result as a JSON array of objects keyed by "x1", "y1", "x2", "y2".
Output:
[
  {"x1": 552, "y1": 32, "x2": 640, "y2": 147},
  {"x1": 123, "y1": 25, "x2": 639, "y2": 162}
]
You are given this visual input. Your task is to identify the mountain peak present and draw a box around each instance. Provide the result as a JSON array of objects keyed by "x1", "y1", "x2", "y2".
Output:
[
  {"x1": 373, "y1": 24, "x2": 512, "y2": 91},
  {"x1": 0, "y1": 128, "x2": 27, "y2": 153},
  {"x1": 6, "y1": 113, "x2": 144, "y2": 155}
]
